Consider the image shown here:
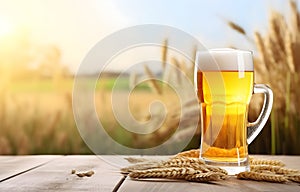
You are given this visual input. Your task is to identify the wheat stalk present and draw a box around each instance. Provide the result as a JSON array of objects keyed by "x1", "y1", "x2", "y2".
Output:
[
  {"x1": 129, "y1": 167, "x2": 197, "y2": 179},
  {"x1": 143, "y1": 64, "x2": 162, "y2": 95},
  {"x1": 163, "y1": 156, "x2": 205, "y2": 167},
  {"x1": 250, "y1": 165, "x2": 300, "y2": 175},
  {"x1": 269, "y1": 11, "x2": 286, "y2": 53},
  {"x1": 286, "y1": 173, "x2": 300, "y2": 183},
  {"x1": 253, "y1": 32, "x2": 271, "y2": 75},
  {"x1": 122, "y1": 153, "x2": 300, "y2": 184},
  {"x1": 290, "y1": 0, "x2": 300, "y2": 40},
  {"x1": 249, "y1": 157, "x2": 285, "y2": 167},
  {"x1": 120, "y1": 161, "x2": 163, "y2": 173},
  {"x1": 161, "y1": 39, "x2": 168, "y2": 70},
  {"x1": 176, "y1": 149, "x2": 200, "y2": 158},
  {"x1": 237, "y1": 171, "x2": 288, "y2": 183},
  {"x1": 170, "y1": 57, "x2": 182, "y2": 84},
  {"x1": 284, "y1": 30, "x2": 296, "y2": 73},
  {"x1": 185, "y1": 172, "x2": 226, "y2": 182}
]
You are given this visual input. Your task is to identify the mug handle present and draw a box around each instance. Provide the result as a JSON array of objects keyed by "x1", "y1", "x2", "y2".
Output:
[{"x1": 247, "y1": 84, "x2": 273, "y2": 144}]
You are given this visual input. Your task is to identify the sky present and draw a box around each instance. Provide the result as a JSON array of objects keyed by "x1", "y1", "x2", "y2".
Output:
[{"x1": 0, "y1": 0, "x2": 296, "y2": 73}]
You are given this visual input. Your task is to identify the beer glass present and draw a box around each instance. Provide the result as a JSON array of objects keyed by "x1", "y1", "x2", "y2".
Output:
[{"x1": 194, "y1": 48, "x2": 273, "y2": 175}]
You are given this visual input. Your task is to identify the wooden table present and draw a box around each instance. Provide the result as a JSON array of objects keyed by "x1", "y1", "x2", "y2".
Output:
[{"x1": 0, "y1": 155, "x2": 299, "y2": 191}]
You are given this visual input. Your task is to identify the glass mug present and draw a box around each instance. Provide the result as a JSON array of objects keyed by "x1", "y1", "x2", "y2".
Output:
[{"x1": 194, "y1": 48, "x2": 273, "y2": 175}]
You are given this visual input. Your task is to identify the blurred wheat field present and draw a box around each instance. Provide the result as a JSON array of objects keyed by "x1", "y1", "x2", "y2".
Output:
[
  {"x1": 0, "y1": 77, "x2": 186, "y2": 154},
  {"x1": 0, "y1": 79, "x2": 86, "y2": 154},
  {"x1": 1, "y1": 0, "x2": 300, "y2": 155}
]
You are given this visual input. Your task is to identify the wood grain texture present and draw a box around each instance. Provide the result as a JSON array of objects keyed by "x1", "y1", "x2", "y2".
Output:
[
  {"x1": 0, "y1": 155, "x2": 124, "y2": 192},
  {"x1": 0, "y1": 155, "x2": 60, "y2": 182}
]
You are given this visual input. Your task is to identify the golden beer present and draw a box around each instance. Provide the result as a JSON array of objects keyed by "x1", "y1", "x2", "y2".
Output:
[
  {"x1": 197, "y1": 71, "x2": 254, "y2": 162},
  {"x1": 195, "y1": 48, "x2": 273, "y2": 175}
]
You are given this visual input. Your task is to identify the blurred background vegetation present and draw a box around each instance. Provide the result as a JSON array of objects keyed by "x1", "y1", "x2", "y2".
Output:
[
  {"x1": 0, "y1": 0, "x2": 299, "y2": 155},
  {"x1": 227, "y1": 0, "x2": 300, "y2": 155}
]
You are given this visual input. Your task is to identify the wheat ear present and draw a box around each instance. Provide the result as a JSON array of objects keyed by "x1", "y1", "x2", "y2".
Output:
[
  {"x1": 129, "y1": 167, "x2": 196, "y2": 179},
  {"x1": 176, "y1": 149, "x2": 200, "y2": 158},
  {"x1": 251, "y1": 165, "x2": 300, "y2": 175},
  {"x1": 249, "y1": 157, "x2": 285, "y2": 167},
  {"x1": 237, "y1": 171, "x2": 288, "y2": 183},
  {"x1": 185, "y1": 172, "x2": 226, "y2": 182},
  {"x1": 143, "y1": 64, "x2": 162, "y2": 95},
  {"x1": 286, "y1": 173, "x2": 300, "y2": 183}
]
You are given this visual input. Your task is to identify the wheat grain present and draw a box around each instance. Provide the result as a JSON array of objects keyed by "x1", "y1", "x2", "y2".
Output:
[
  {"x1": 237, "y1": 171, "x2": 288, "y2": 183},
  {"x1": 176, "y1": 149, "x2": 200, "y2": 158},
  {"x1": 185, "y1": 172, "x2": 225, "y2": 182},
  {"x1": 286, "y1": 173, "x2": 300, "y2": 183},
  {"x1": 129, "y1": 167, "x2": 196, "y2": 179},
  {"x1": 164, "y1": 156, "x2": 204, "y2": 167},
  {"x1": 124, "y1": 157, "x2": 153, "y2": 164},
  {"x1": 205, "y1": 164, "x2": 228, "y2": 175},
  {"x1": 251, "y1": 165, "x2": 300, "y2": 175},
  {"x1": 161, "y1": 157, "x2": 211, "y2": 173},
  {"x1": 76, "y1": 173, "x2": 85, "y2": 177},
  {"x1": 227, "y1": 21, "x2": 246, "y2": 35},
  {"x1": 120, "y1": 162, "x2": 163, "y2": 173},
  {"x1": 84, "y1": 170, "x2": 95, "y2": 177},
  {"x1": 75, "y1": 170, "x2": 95, "y2": 177}
]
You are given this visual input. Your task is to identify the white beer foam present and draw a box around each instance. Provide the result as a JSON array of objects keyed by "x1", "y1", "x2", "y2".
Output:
[{"x1": 196, "y1": 48, "x2": 254, "y2": 71}]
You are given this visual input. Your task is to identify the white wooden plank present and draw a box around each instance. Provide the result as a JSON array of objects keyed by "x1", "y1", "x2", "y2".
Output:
[
  {"x1": 0, "y1": 155, "x2": 60, "y2": 181},
  {"x1": 1, "y1": 155, "x2": 299, "y2": 192},
  {"x1": 0, "y1": 155, "x2": 124, "y2": 192}
]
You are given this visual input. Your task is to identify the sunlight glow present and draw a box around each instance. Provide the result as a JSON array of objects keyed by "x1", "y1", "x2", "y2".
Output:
[{"x1": 0, "y1": 17, "x2": 13, "y2": 37}]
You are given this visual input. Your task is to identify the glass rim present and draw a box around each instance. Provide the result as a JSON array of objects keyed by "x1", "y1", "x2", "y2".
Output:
[{"x1": 197, "y1": 48, "x2": 253, "y2": 54}]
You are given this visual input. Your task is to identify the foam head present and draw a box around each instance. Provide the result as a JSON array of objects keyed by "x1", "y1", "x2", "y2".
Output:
[{"x1": 196, "y1": 48, "x2": 253, "y2": 71}]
